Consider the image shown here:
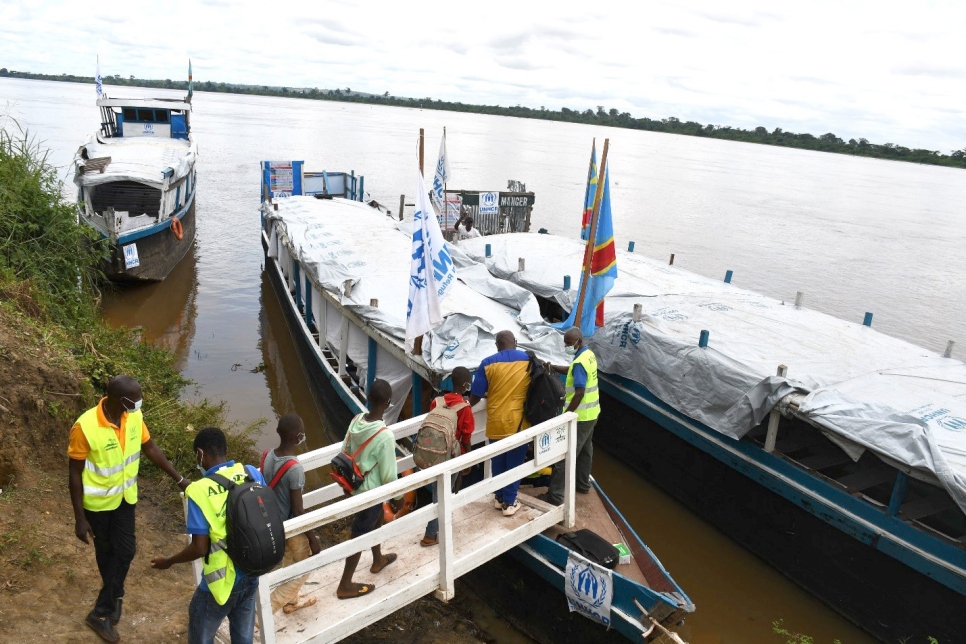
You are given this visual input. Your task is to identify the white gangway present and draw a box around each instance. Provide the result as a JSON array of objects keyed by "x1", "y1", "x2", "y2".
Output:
[{"x1": 208, "y1": 411, "x2": 579, "y2": 644}]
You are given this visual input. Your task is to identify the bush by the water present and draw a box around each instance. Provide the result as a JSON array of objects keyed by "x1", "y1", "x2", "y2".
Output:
[{"x1": 0, "y1": 122, "x2": 258, "y2": 482}]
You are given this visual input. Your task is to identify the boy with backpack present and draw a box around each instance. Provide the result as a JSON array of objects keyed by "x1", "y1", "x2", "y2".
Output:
[
  {"x1": 151, "y1": 427, "x2": 274, "y2": 644},
  {"x1": 416, "y1": 366, "x2": 475, "y2": 547},
  {"x1": 261, "y1": 413, "x2": 322, "y2": 614},
  {"x1": 336, "y1": 379, "x2": 399, "y2": 599}
]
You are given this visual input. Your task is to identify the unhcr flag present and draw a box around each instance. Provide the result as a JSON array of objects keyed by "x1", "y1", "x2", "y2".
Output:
[
  {"x1": 95, "y1": 57, "x2": 103, "y2": 98},
  {"x1": 557, "y1": 165, "x2": 617, "y2": 337}
]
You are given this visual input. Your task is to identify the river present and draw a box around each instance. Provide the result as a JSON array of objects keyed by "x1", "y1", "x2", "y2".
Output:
[{"x1": 7, "y1": 76, "x2": 965, "y2": 643}]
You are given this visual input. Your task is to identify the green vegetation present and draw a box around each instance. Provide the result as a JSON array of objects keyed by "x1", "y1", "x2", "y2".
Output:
[
  {"x1": 4, "y1": 67, "x2": 965, "y2": 169},
  {"x1": 0, "y1": 122, "x2": 259, "y2": 482},
  {"x1": 772, "y1": 620, "x2": 939, "y2": 644}
]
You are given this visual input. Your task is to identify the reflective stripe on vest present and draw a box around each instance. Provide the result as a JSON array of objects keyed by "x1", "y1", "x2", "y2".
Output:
[
  {"x1": 78, "y1": 406, "x2": 143, "y2": 511},
  {"x1": 185, "y1": 463, "x2": 248, "y2": 605},
  {"x1": 564, "y1": 349, "x2": 601, "y2": 421}
]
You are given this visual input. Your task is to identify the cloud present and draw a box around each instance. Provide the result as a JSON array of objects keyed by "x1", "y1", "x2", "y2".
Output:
[{"x1": 893, "y1": 64, "x2": 966, "y2": 79}]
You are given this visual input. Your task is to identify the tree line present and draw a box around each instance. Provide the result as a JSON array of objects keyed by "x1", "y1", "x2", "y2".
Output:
[{"x1": 4, "y1": 67, "x2": 964, "y2": 169}]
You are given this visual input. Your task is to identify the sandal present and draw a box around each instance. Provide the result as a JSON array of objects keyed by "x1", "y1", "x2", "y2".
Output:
[
  {"x1": 370, "y1": 552, "x2": 397, "y2": 573},
  {"x1": 420, "y1": 535, "x2": 438, "y2": 547},
  {"x1": 282, "y1": 596, "x2": 318, "y2": 614},
  {"x1": 337, "y1": 583, "x2": 375, "y2": 599}
]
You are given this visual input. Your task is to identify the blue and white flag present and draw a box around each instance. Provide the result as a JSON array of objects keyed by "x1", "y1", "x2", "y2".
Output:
[
  {"x1": 407, "y1": 167, "x2": 457, "y2": 351},
  {"x1": 431, "y1": 130, "x2": 449, "y2": 210},
  {"x1": 95, "y1": 57, "x2": 103, "y2": 98}
]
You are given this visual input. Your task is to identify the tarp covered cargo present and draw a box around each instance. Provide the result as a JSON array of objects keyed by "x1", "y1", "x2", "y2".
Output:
[
  {"x1": 456, "y1": 233, "x2": 966, "y2": 515},
  {"x1": 74, "y1": 133, "x2": 197, "y2": 188}
]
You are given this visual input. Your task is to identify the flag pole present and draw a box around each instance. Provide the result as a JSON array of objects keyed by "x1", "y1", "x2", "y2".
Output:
[
  {"x1": 442, "y1": 126, "x2": 447, "y2": 225},
  {"x1": 419, "y1": 128, "x2": 425, "y2": 175},
  {"x1": 573, "y1": 138, "x2": 609, "y2": 329}
]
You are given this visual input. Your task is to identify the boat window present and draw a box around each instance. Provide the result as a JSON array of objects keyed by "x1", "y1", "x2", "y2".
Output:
[
  {"x1": 155, "y1": 110, "x2": 169, "y2": 123},
  {"x1": 123, "y1": 108, "x2": 137, "y2": 121},
  {"x1": 137, "y1": 109, "x2": 156, "y2": 122}
]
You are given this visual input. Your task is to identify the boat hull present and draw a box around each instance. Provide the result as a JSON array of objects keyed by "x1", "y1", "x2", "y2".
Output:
[
  {"x1": 597, "y1": 377, "x2": 966, "y2": 643},
  {"x1": 100, "y1": 198, "x2": 196, "y2": 282}
]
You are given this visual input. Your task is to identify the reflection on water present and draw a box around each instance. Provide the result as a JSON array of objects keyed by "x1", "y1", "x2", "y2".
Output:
[
  {"x1": 101, "y1": 244, "x2": 199, "y2": 371},
  {"x1": 7, "y1": 76, "x2": 958, "y2": 642}
]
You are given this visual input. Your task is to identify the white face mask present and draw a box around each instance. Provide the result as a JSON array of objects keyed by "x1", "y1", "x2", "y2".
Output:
[
  {"x1": 565, "y1": 345, "x2": 577, "y2": 356},
  {"x1": 196, "y1": 449, "x2": 206, "y2": 475},
  {"x1": 297, "y1": 433, "x2": 307, "y2": 446},
  {"x1": 122, "y1": 396, "x2": 143, "y2": 412}
]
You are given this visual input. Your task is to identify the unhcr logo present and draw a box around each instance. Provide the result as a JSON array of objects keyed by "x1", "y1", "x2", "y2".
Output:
[
  {"x1": 938, "y1": 416, "x2": 966, "y2": 432},
  {"x1": 568, "y1": 562, "x2": 609, "y2": 609}
]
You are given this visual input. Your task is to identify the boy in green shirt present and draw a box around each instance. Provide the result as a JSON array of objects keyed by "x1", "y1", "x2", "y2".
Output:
[{"x1": 336, "y1": 379, "x2": 398, "y2": 599}]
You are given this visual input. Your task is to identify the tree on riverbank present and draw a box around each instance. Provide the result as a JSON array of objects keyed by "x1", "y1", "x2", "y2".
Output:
[{"x1": 4, "y1": 68, "x2": 965, "y2": 170}]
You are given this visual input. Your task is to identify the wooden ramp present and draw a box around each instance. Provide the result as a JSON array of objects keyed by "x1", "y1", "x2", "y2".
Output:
[
  {"x1": 268, "y1": 493, "x2": 553, "y2": 643},
  {"x1": 211, "y1": 413, "x2": 581, "y2": 644}
]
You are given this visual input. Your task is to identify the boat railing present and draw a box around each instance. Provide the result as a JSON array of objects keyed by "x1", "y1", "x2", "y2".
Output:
[{"x1": 251, "y1": 411, "x2": 579, "y2": 643}]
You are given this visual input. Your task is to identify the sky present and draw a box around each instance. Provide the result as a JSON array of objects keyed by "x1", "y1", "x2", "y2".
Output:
[{"x1": 2, "y1": 0, "x2": 964, "y2": 152}]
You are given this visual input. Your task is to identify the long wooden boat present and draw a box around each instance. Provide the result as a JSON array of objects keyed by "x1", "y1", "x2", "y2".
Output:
[
  {"x1": 73, "y1": 94, "x2": 197, "y2": 281},
  {"x1": 257, "y1": 162, "x2": 694, "y2": 642},
  {"x1": 457, "y1": 232, "x2": 966, "y2": 642}
]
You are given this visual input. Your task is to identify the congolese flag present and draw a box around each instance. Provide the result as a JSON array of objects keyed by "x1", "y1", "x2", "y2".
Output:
[
  {"x1": 580, "y1": 143, "x2": 597, "y2": 241},
  {"x1": 556, "y1": 164, "x2": 617, "y2": 337}
]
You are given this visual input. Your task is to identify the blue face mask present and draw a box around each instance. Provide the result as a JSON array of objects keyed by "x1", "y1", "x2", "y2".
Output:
[{"x1": 565, "y1": 345, "x2": 577, "y2": 356}]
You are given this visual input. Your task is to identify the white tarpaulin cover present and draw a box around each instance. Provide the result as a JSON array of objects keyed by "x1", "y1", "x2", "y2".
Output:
[
  {"x1": 262, "y1": 198, "x2": 568, "y2": 382},
  {"x1": 74, "y1": 133, "x2": 197, "y2": 188},
  {"x1": 457, "y1": 233, "x2": 966, "y2": 514}
]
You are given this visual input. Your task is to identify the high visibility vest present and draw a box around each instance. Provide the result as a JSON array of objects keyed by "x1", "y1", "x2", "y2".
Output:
[
  {"x1": 185, "y1": 463, "x2": 247, "y2": 605},
  {"x1": 78, "y1": 405, "x2": 143, "y2": 511},
  {"x1": 565, "y1": 349, "x2": 601, "y2": 421}
]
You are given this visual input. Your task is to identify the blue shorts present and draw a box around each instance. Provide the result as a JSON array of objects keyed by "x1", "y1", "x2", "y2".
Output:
[{"x1": 350, "y1": 503, "x2": 383, "y2": 538}]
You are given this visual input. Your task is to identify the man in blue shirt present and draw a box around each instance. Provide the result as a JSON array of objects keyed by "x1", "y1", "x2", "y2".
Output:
[{"x1": 151, "y1": 427, "x2": 266, "y2": 644}]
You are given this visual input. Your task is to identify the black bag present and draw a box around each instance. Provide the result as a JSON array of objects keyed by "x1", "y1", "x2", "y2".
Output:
[
  {"x1": 208, "y1": 471, "x2": 286, "y2": 576},
  {"x1": 556, "y1": 529, "x2": 620, "y2": 569},
  {"x1": 523, "y1": 350, "x2": 565, "y2": 426}
]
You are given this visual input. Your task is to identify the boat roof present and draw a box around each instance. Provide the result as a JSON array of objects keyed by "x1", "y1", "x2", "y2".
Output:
[
  {"x1": 458, "y1": 233, "x2": 966, "y2": 514},
  {"x1": 73, "y1": 133, "x2": 196, "y2": 188},
  {"x1": 264, "y1": 197, "x2": 569, "y2": 381},
  {"x1": 96, "y1": 97, "x2": 191, "y2": 111}
]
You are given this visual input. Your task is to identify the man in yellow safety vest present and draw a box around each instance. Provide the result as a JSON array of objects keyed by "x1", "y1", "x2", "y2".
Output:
[
  {"x1": 68, "y1": 374, "x2": 188, "y2": 643},
  {"x1": 150, "y1": 426, "x2": 266, "y2": 644},
  {"x1": 540, "y1": 327, "x2": 601, "y2": 505}
]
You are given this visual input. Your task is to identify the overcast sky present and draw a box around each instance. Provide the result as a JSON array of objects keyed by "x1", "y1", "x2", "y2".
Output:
[{"x1": 2, "y1": 0, "x2": 964, "y2": 151}]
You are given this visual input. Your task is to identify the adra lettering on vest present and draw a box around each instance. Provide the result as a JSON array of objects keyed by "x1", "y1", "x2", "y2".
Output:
[{"x1": 104, "y1": 438, "x2": 120, "y2": 452}]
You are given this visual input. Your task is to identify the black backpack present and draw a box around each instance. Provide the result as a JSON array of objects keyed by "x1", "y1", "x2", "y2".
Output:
[
  {"x1": 208, "y1": 470, "x2": 286, "y2": 576},
  {"x1": 556, "y1": 529, "x2": 620, "y2": 569},
  {"x1": 523, "y1": 350, "x2": 565, "y2": 426}
]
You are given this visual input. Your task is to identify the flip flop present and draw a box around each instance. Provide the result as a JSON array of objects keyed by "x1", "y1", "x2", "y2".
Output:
[
  {"x1": 337, "y1": 583, "x2": 375, "y2": 600},
  {"x1": 370, "y1": 552, "x2": 397, "y2": 573},
  {"x1": 420, "y1": 536, "x2": 438, "y2": 547},
  {"x1": 282, "y1": 595, "x2": 318, "y2": 614}
]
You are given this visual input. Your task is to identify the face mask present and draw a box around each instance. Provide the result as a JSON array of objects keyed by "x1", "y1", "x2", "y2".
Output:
[
  {"x1": 297, "y1": 433, "x2": 307, "y2": 447},
  {"x1": 565, "y1": 345, "x2": 577, "y2": 356},
  {"x1": 196, "y1": 449, "x2": 206, "y2": 475},
  {"x1": 463, "y1": 383, "x2": 471, "y2": 394},
  {"x1": 122, "y1": 396, "x2": 143, "y2": 412}
]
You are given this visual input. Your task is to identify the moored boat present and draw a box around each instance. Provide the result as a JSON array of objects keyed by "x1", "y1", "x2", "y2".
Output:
[
  {"x1": 73, "y1": 84, "x2": 197, "y2": 282},
  {"x1": 254, "y1": 161, "x2": 694, "y2": 642},
  {"x1": 457, "y1": 231, "x2": 966, "y2": 642}
]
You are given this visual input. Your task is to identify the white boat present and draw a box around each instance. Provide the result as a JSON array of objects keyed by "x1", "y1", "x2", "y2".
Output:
[{"x1": 73, "y1": 94, "x2": 197, "y2": 281}]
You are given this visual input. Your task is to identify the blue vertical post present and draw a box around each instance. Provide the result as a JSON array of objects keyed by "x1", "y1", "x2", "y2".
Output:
[
  {"x1": 350, "y1": 170, "x2": 356, "y2": 200},
  {"x1": 359, "y1": 176, "x2": 365, "y2": 202},
  {"x1": 698, "y1": 330, "x2": 710, "y2": 348},
  {"x1": 886, "y1": 471, "x2": 908, "y2": 517},
  {"x1": 724, "y1": 270, "x2": 734, "y2": 283},
  {"x1": 412, "y1": 372, "x2": 424, "y2": 415},
  {"x1": 563, "y1": 275, "x2": 571, "y2": 290},
  {"x1": 628, "y1": 241, "x2": 635, "y2": 252},
  {"x1": 294, "y1": 263, "x2": 302, "y2": 310},
  {"x1": 367, "y1": 337, "x2": 377, "y2": 393},
  {"x1": 485, "y1": 244, "x2": 492, "y2": 258},
  {"x1": 304, "y1": 276, "x2": 313, "y2": 326},
  {"x1": 863, "y1": 312, "x2": 873, "y2": 327}
]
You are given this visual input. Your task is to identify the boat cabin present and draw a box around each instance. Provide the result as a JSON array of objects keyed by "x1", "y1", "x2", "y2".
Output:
[{"x1": 95, "y1": 98, "x2": 191, "y2": 140}]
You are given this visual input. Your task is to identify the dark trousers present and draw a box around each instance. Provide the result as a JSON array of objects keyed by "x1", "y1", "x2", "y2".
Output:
[
  {"x1": 547, "y1": 418, "x2": 598, "y2": 503},
  {"x1": 85, "y1": 500, "x2": 137, "y2": 616}
]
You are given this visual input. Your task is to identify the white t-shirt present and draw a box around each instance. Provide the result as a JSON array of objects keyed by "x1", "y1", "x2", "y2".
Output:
[{"x1": 456, "y1": 226, "x2": 482, "y2": 242}]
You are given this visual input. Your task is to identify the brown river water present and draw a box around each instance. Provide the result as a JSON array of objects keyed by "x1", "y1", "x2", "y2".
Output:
[{"x1": 7, "y1": 76, "x2": 964, "y2": 642}]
